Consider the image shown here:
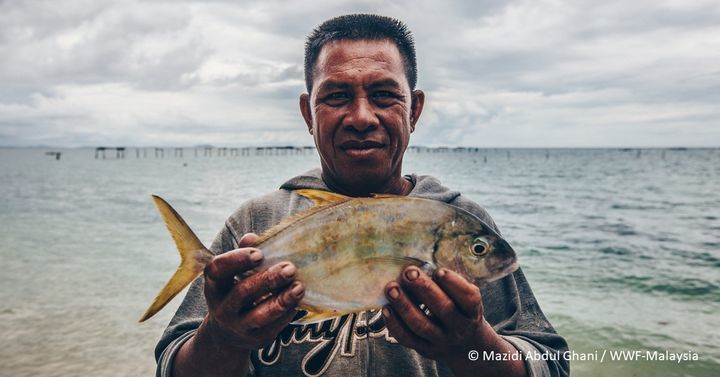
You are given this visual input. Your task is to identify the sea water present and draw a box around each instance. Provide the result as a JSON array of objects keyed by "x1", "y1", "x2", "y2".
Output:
[{"x1": 0, "y1": 147, "x2": 718, "y2": 376}]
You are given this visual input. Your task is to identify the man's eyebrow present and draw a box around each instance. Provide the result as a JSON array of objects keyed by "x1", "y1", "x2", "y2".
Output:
[
  {"x1": 317, "y1": 81, "x2": 351, "y2": 92},
  {"x1": 366, "y1": 79, "x2": 401, "y2": 90}
]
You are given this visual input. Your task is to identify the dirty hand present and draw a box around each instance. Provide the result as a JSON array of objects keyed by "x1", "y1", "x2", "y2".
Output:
[
  {"x1": 382, "y1": 266, "x2": 498, "y2": 360},
  {"x1": 200, "y1": 233, "x2": 305, "y2": 350}
]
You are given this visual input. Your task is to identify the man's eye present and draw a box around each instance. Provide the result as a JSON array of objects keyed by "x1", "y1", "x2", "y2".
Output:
[
  {"x1": 323, "y1": 92, "x2": 350, "y2": 105},
  {"x1": 326, "y1": 93, "x2": 349, "y2": 100},
  {"x1": 372, "y1": 91, "x2": 399, "y2": 106},
  {"x1": 373, "y1": 91, "x2": 394, "y2": 98}
]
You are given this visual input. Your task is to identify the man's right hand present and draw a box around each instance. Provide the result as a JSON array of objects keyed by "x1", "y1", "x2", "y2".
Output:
[
  {"x1": 202, "y1": 232, "x2": 305, "y2": 349},
  {"x1": 172, "y1": 233, "x2": 304, "y2": 377}
]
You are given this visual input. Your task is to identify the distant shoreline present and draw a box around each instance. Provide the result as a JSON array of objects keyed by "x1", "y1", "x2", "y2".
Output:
[{"x1": 1, "y1": 145, "x2": 718, "y2": 150}]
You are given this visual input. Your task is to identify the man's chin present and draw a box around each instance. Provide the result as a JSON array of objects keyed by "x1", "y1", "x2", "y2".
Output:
[{"x1": 333, "y1": 170, "x2": 390, "y2": 196}]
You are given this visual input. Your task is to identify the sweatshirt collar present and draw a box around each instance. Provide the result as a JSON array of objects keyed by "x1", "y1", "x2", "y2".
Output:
[{"x1": 279, "y1": 168, "x2": 460, "y2": 203}]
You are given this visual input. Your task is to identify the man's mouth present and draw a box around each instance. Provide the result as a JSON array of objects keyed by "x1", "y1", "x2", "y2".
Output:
[
  {"x1": 339, "y1": 140, "x2": 385, "y2": 150},
  {"x1": 338, "y1": 140, "x2": 385, "y2": 158}
]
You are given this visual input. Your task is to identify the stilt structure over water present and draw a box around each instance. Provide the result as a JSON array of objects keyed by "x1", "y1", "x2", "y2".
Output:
[
  {"x1": 95, "y1": 145, "x2": 504, "y2": 160},
  {"x1": 45, "y1": 151, "x2": 62, "y2": 160},
  {"x1": 95, "y1": 147, "x2": 126, "y2": 159}
]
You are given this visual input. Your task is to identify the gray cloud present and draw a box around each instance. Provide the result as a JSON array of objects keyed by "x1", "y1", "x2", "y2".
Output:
[{"x1": 0, "y1": 0, "x2": 718, "y2": 147}]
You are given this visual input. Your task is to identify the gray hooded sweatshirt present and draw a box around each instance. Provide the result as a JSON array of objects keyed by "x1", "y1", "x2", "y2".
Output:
[{"x1": 155, "y1": 169, "x2": 569, "y2": 377}]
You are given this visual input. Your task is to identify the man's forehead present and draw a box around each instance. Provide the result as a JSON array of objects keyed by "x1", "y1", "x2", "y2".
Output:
[
  {"x1": 313, "y1": 39, "x2": 407, "y2": 87},
  {"x1": 317, "y1": 39, "x2": 402, "y2": 59}
]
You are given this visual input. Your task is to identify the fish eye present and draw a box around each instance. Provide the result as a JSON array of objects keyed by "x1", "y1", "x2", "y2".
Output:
[{"x1": 471, "y1": 237, "x2": 490, "y2": 257}]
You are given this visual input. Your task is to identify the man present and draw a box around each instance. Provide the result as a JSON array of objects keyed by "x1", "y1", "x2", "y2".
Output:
[{"x1": 156, "y1": 14, "x2": 569, "y2": 377}]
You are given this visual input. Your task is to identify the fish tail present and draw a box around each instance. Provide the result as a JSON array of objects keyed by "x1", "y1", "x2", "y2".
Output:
[{"x1": 139, "y1": 195, "x2": 214, "y2": 322}]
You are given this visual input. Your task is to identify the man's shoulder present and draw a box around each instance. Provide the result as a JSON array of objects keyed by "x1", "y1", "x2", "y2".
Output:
[
  {"x1": 225, "y1": 168, "x2": 325, "y2": 226},
  {"x1": 224, "y1": 189, "x2": 296, "y2": 235},
  {"x1": 450, "y1": 195, "x2": 499, "y2": 233},
  {"x1": 411, "y1": 173, "x2": 499, "y2": 233}
]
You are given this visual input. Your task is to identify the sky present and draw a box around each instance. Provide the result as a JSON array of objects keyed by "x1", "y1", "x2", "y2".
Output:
[{"x1": 0, "y1": 0, "x2": 718, "y2": 148}]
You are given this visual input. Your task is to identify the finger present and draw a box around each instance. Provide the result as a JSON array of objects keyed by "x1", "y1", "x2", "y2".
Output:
[
  {"x1": 238, "y1": 233, "x2": 259, "y2": 247},
  {"x1": 399, "y1": 266, "x2": 465, "y2": 329},
  {"x1": 221, "y1": 262, "x2": 297, "y2": 318},
  {"x1": 204, "y1": 248, "x2": 264, "y2": 306},
  {"x1": 243, "y1": 281, "x2": 305, "y2": 330},
  {"x1": 385, "y1": 282, "x2": 444, "y2": 341},
  {"x1": 382, "y1": 306, "x2": 436, "y2": 358},
  {"x1": 433, "y1": 268, "x2": 483, "y2": 318},
  {"x1": 251, "y1": 309, "x2": 299, "y2": 347}
]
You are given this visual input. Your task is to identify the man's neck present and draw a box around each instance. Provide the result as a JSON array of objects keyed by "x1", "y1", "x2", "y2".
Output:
[{"x1": 321, "y1": 172, "x2": 413, "y2": 197}]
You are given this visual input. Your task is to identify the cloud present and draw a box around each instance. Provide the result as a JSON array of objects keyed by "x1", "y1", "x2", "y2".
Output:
[{"x1": 0, "y1": 0, "x2": 718, "y2": 147}]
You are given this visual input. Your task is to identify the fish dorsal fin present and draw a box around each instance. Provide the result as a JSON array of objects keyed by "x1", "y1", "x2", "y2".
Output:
[
  {"x1": 254, "y1": 190, "x2": 351, "y2": 245},
  {"x1": 295, "y1": 189, "x2": 350, "y2": 206},
  {"x1": 371, "y1": 193, "x2": 405, "y2": 199}
]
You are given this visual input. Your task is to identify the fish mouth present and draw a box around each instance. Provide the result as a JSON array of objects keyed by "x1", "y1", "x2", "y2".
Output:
[{"x1": 482, "y1": 257, "x2": 519, "y2": 283}]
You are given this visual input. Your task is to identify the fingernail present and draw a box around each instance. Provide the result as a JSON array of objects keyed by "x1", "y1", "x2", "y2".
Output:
[
  {"x1": 281, "y1": 263, "x2": 297, "y2": 279},
  {"x1": 388, "y1": 287, "x2": 399, "y2": 299},
  {"x1": 291, "y1": 282, "x2": 304, "y2": 297},
  {"x1": 405, "y1": 268, "x2": 419, "y2": 281},
  {"x1": 382, "y1": 307, "x2": 390, "y2": 317},
  {"x1": 249, "y1": 249, "x2": 263, "y2": 263},
  {"x1": 436, "y1": 268, "x2": 447, "y2": 278}
]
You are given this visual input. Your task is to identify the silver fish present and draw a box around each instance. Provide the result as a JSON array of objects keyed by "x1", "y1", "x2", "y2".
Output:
[{"x1": 140, "y1": 189, "x2": 518, "y2": 323}]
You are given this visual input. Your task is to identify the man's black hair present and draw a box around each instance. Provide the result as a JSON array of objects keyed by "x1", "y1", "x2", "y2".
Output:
[{"x1": 304, "y1": 14, "x2": 417, "y2": 93}]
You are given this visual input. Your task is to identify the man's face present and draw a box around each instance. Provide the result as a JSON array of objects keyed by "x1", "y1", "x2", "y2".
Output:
[{"x1": 300, "y1": 39, "x2": 424, "y2": 195}]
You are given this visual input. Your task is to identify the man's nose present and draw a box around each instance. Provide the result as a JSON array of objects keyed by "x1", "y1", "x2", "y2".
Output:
[{"x1": 343, "y1": 97, "x2": 378, "y2": 133}]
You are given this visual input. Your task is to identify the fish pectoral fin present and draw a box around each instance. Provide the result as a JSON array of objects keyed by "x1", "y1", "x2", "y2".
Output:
[
  {"x1": 315, "y1": 256, "x2": 434, "y2": 282},
  {"x1": 294, "y1": 189, "x2": 350, "y2": 206},
  {"x1": 356, "y1": 256, "x2": 438, "y2": 277},
  {"x1": 292, "y1": 306, "x2": 354, "y2": 325},
  {"x1": 362, "y1": 255, "x2": 428, "y2": 266}
]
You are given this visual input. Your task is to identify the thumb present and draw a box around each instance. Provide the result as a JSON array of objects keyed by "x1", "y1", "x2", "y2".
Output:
[{"x1": 238, "y1": 233, "x2": 260, "y2": 247}]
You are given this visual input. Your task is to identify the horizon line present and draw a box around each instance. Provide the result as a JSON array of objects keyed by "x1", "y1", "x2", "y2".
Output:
[{"x1": 1, "y1": 144, "x2": 718, "y2": 150}]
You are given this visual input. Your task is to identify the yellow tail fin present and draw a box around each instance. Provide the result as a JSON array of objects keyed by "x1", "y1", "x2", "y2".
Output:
[{"x1": 139, "y1": 195, "x2": 214, "y2": 322}]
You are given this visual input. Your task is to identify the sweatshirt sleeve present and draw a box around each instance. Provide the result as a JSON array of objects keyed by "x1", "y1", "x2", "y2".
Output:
[
  {"x1": 154, "y1": 221, "x2": 241, "y2": 377},
  {"x1": 451, "y1": 195, "x2": 570, "y2": 377}
]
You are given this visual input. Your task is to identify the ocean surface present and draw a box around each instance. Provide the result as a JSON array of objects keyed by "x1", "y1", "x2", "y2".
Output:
[{"x1": 0, "y1": 147, "x2": 718, "y2": 377}]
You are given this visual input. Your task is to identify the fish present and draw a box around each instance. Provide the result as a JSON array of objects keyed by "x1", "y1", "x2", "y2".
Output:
[{"x1": 139, "y1": 189, "x2": 518, "y2": 323}]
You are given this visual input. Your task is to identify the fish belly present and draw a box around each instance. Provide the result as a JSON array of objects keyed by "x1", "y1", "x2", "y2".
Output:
[{"x1": 299, "y1": 256, "x2": 416, "y2": 310}]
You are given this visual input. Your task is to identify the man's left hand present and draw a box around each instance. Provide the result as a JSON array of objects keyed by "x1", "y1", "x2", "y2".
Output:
[
  {"x1": 383, "y1": 266, "x2": 528, "y2": 377},
  {"x1": 382, "y1": 266, "x2": 497, "y2": 360}
]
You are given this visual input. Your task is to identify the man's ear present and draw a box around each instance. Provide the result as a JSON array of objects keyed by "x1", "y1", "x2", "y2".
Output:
[
  {"x1": 299, "y1": 93, "x2": 313, "y2": 135},
  {"x1": 410, "y1": 89, "x2": 425, "y2": 133}
]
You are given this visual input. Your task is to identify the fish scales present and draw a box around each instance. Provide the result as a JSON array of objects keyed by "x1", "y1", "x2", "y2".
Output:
[{"x1": 257, "y1": 197, "x2": 457, "y2": 311}]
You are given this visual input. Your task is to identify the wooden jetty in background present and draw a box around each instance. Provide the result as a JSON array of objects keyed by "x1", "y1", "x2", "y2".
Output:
[
  {"x1": 45, "y1": 151, "x2": 62, "y2": 160},
  {"x1": 407, "y1": 146, "x2": 481, "y2": 153},
  {"x1": 93, "y1": 146, "x2": 321, "y2": 159},
  {"x1": 92, "y1": 145, "x2": 499, "y2": 159},
  {"x1": 95, "y1": 147, "x2": 126, "y2": 159}
]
